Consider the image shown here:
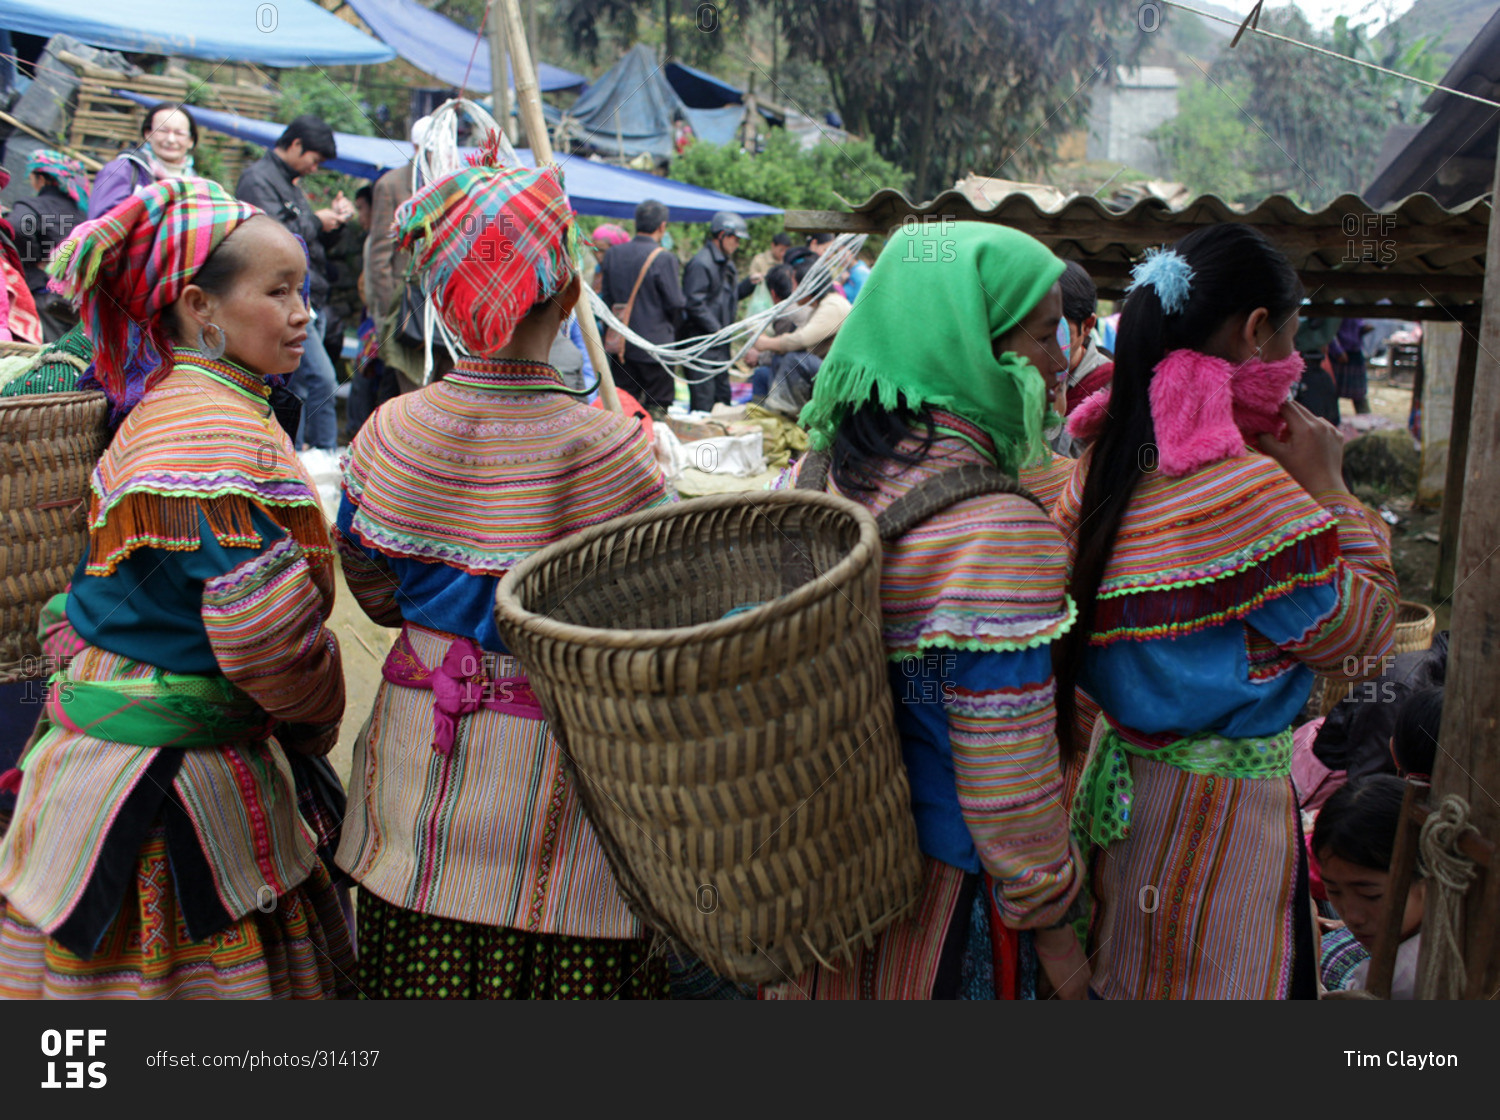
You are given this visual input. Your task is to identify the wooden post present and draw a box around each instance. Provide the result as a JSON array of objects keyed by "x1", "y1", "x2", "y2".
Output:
[
  {"x1": 499, "y1": 0, "x2": 623, "y2": 414},
  {"x1": 1433, "y1": 324, "x2": 1479, "y2": 603},
  {"x1": 488, "y1": 1, "x2": 514, "y2": 143},
  {"x1": 1421, "y1": 131, "x2": 1500, "y2": 997}
]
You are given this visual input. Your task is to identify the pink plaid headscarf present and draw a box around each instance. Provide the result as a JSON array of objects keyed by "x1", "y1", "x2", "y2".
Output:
[
  {"x1": 48, "y1": 177, "x2": 259, "y2": 412},
  {"x1": 397, "y1": 136, "x2": 577, "y2": 357}
]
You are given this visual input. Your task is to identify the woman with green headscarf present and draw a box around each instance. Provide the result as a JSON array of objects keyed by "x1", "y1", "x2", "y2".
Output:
[{"x1": 765, "y1": 221, "x2": 1089, "y2": 1000}]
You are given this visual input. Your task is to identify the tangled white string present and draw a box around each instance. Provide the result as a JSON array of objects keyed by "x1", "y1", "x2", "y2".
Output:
[
  {"x1": 403, "y1": 98, "x2": 865, "y2": 389},
  {"x1": 407, "y1": 98, "x2": 524, "y2": 384},
  {"x1": 584, "y1": 232, "x2": 867, "y2": 385}
]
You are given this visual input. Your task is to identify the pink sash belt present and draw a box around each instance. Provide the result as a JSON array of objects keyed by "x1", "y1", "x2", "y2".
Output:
[{"x1": 381, "y1": 628, "x2": 545, "y2": 754}]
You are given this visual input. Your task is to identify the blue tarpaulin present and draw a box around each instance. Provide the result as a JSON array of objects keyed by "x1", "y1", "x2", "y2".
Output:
[
  {"x1": 0, "y1": 0, "x2": 395, "y2": 66},
  {"x1": 563, "y1": 43, "x2": 745, "y2": 159},
  {"x1": 663, "y1": 61, "x2": 743, "y2": 108},
  {"x1": 117, "y1": 93, "x2": 780, "y2": 222},
  {"x1": 343, "y1": 0, "x2": 586, "y2": 94}
]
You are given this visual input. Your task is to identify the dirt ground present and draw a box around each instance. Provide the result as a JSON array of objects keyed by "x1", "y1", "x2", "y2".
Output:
[{"x1": 324, "y1": 570, "x2": 395, "y2": 787}]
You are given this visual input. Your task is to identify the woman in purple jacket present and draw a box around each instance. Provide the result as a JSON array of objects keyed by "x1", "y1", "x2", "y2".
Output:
[{"x1": 88, "y1": 103, "x2": 199, "y2": 219}]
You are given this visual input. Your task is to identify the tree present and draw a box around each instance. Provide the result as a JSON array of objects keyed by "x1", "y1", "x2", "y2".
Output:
[
  {"x1": 666, "y1": 126, "x2": 908, "y2": 257},
  {"x1": 564, "y1": 0, "x2": 1145, "y2": 201},
  {"x1": 1203, "y1": 7, "x2": 1444, "y2": 207},
  {"x1": 1151, "y1": 76, "x2": 1261, "y2": 205},
  {"x1": 771, "y1": 0, "x2": 1143, "y2": 200}
]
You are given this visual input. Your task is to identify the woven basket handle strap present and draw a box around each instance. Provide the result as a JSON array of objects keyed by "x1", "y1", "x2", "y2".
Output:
[
  {"x1": 795, "y1": 449, "x2": 832, "y2": 493},
  {"x1": 876, "y1": 463, "x2": 1044, "y2": 540}
]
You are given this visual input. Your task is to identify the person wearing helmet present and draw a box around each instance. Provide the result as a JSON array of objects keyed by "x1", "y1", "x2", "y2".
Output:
[{"x1": 681, "y1": 210, "x2": 756, "y2": 411}]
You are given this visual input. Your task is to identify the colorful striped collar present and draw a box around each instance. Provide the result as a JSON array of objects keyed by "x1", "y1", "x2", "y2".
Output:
[
  {"x1": 446, "y1": 357, "x2": 564, "y2": 392},
  {"x1": 172, "y1": 348, "x2": 271, "y2": 403},
  {"x1": 929, "y1": 410, "x2": 998, "y2": 464}
]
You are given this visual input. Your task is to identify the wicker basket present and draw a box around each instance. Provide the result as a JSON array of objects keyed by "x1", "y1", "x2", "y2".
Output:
[
  {"x1": 0, "y1": 341, "x2": 44, "y2": 361},
  {"x1": 1313, "y1": 600, "x2": 1438, "y2": 717},
  {"x1": 0, "y1": 391, "x2": 109, "y2": 682},
  {"x1": 494, "y1": 489, "x2": 924, "y2": 984}
]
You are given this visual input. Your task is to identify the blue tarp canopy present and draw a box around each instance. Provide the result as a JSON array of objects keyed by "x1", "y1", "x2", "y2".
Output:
[
  {"x1": 119, "y1": 93, "x2": 780, "y2": 222},
  {"x1": 0, "y1": 0, "x2": 395, "y2": 66},
  {"x1": 663, "y1": 61, "x2": 743, "y2": 108},
  {"x1": 343, "y1": 0, "x2": 585, "y2": 94},
  {"x1": 564, "y1": 43, "x2": 745, "y2": 158}
]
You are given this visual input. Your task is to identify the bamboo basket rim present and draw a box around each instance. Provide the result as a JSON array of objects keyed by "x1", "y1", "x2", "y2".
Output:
[
  {"x1": 496, "y1": 488, "x2": 881, "y2": 652},
  {"x1": 1395, "y1": 600, "x2": 1435, "y2": 627},
  {"x1": 0, "y1": 388, "x2": 106, "y2": 411}
]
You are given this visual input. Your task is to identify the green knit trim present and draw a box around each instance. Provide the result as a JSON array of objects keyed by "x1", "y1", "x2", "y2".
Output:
[
  {"x1": 885, "y1": 596, "x2": 1078, "y2": 659},
  {"x1": 1097, "y1": 517, "x2": 1336, "y2": 600}
]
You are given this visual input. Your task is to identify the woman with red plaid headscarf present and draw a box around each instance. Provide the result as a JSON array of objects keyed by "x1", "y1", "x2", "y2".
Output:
[
  {"x1": 0, "y1": 178, "x2": 355, "y2": 999},
  {"x1": 335, "y1": 142, "x2": 673, "y2": 999}
]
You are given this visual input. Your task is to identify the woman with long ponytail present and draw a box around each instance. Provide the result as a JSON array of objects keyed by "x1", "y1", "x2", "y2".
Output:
[{"x1": 1055, "y1": 223, "x2": 1398, "y2": 999}]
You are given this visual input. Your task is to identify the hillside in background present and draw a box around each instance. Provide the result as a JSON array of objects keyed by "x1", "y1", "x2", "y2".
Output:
[{"x1": 1386, "y1": 0, "x2": 1499, "y2": 60}]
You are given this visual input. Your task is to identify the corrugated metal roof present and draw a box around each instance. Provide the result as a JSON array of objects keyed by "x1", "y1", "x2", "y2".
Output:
[{"x1": 785, "y1": 189, "x2": 1490, "y2": 309}]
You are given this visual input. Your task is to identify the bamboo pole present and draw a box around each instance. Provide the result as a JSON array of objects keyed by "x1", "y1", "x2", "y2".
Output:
[
  {"x1": 499, "y1": 0, "x2": 622, "y2": 413},
  {"x1": 0, "y1": 110, "x2": 102, "y2": 171},
  {"x1": 487, "y1": 1, "x2": 514, "y2": 143}
]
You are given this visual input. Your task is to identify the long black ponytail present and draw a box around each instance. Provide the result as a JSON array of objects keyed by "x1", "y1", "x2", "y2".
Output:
[{"x1": 1053, "y1": 223, "x2": 1303, "y2": 762}]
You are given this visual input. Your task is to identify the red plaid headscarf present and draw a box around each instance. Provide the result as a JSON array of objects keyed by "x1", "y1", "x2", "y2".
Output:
[
  {"x1": 396, "y1": 145, "x2": 577, "y2": 357},
  {"x1": 48, "y1": 177, "x2": 259, "y2": 412}
]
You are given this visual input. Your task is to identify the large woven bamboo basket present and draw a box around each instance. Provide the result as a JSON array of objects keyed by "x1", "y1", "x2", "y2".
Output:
[
  {"x1": 0, "y1": 391, "x2": 110, "y2": 682},
  {"x1": 1313, "y1": 600, "x2": 1438, "y2": 717},
  {"x1": 494, "y1": 489, "x2": 924, "y2": 984}
]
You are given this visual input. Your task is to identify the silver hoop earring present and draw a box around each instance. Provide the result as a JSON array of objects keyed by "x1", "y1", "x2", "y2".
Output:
[{"x1": 197, "y1": 322, "x2": 226, "y2": 361}]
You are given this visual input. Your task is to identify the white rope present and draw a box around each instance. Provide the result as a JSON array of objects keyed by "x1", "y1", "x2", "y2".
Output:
[
  {"x1": 401, "y1": 97, "x2": 863, "y2": 390},
  {"x1": 408, "y1": 97, "x2": 525, "y2": 385},
  {"x1": 1417, "y1": 794, "x2": 1480, "y2": 1000},
  {"x1": 586, "y1": 232, "x2": 868, "y2": 385}
]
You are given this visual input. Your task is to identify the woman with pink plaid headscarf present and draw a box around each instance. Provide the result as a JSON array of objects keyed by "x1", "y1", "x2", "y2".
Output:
[
  {"x1": 0, "y1": 178, "x2": 356, "y2": 999},
  {"x1": 334, "y1": 143, "x2": 674, "y2": 999}
]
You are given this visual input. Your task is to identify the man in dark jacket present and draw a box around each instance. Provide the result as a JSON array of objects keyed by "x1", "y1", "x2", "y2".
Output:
[
  {"x1": 236, "y1": 114, "x2": 350, "y2": 450},
  {"x1": 681, "y1": 211, "x2": 754, "y2": 412},
  {"x1": 598, "y1": 198, "x2": 685, "y2": 416}
]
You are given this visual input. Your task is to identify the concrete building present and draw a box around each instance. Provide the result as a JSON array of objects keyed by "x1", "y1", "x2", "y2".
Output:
[{"x1": 1086, "y1": 67, "x2": 1181, "y2": 177}]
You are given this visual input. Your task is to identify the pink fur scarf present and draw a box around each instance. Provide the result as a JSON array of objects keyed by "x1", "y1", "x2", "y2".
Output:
[{"x1": 1065, "y1": 348, "x2": 1305, "y2": 477}]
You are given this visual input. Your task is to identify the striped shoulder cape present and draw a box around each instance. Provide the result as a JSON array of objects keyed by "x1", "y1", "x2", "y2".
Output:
[
  {"x1": 342, "y1": 358, "x2": 668, "y2": 575},
  {"x1": 86, "y1": 352, "x2": 332, "y2": 600},
  {"x1": 1057, "y1": 451, "x2": 1342, "y2": 645}
]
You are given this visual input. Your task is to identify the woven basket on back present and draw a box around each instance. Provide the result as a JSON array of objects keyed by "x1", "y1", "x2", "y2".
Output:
[
  {"x1": 494, "y1": 489, "x2": 924, "y2": 984},
  {"x1": 1313, "y1": 600, "x2": 1437, "y2": 717},
  {"x1": 0, "y1": 391, "x2": 109, "y2": 682},
  {"x1": 0, "y1": 341, "x2": 44, "y2": 362}
]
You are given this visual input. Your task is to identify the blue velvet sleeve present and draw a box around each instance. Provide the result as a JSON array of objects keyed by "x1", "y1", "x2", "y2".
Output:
[{"x1": 66, "y1": 506, "x2": 287, "y2": 674}]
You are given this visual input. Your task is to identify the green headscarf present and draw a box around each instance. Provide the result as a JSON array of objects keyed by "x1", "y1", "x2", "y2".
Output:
[{"x1": 799, "y1": 221, "x2": 1065, "y2": 474}]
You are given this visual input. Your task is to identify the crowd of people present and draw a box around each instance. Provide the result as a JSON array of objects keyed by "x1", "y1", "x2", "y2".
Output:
[{"x1": 0, "y1": 100, "x2": 1444, "y2": 1001}]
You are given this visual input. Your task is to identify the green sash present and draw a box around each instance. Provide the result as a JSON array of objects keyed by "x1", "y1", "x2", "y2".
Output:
[
  {"x1": 1071, "y1": 722, "x2": 1295, "y2": 850},
  {"x1": 37, "y1": 671, "x2": 270, "y2": 753}
]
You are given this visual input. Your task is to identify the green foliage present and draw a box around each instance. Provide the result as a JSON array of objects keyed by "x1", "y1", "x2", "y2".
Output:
[
  {"x1": 190, "y1": 143, "x2": 230, "y2": 190},
  {"x1": 772, "y1": 0, "x2": 1146, "y2": 200},
  {"x1": 275, "y1": 71, "x2": 379, "y2": 138},
  {"x1": 666, "y1": 128, "x2": 906, "y2": 259},
  {"x1": 563, "y1": 0, "x2": 1146, "y2": 200},
  {"x1": 1176, "y1": 7, "x2": 1448, "y2": 208},
  {"x1": 1151, "y1": 75, "x2": 1260, "y2": 205}
]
